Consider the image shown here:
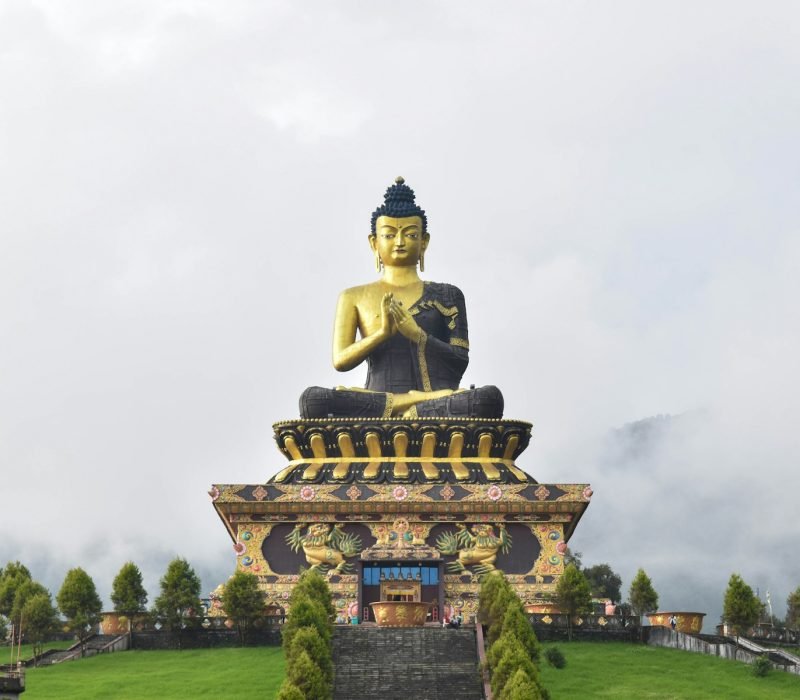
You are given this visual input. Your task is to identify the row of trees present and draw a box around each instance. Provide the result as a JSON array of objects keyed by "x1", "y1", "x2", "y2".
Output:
[
  {"x1": 565, "y1": 552, "x2": 800, "y2": 634},
  {"x1": 277, "y1": 569, "x2": 335, "y2": 700},
  {"x1": 479, "y1": 572, "x2": 548, "y2": 699},
  {"x1": 1, "y1": 558, "x2": 274, "y2": 657},
  {"x1": 560, "y1": 556, "x2": 800, "y2": 639},
  {"x1": 553, "y1": 563, "x2": 659, "y2": 638},
  {"x1": 0, "y1": 562, "x2": 102, "y2": 659}
]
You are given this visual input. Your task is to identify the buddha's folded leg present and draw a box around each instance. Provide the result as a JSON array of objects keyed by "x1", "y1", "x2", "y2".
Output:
[
  {"x1": 299, "y1": 386, "x2": 391, "y2": 419},
  {"x1": 413, "y1": 385, "x2": 504, "y2": 418}
]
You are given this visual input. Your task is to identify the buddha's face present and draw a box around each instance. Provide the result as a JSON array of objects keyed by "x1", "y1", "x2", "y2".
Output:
[{"x1": 370, "y1": 215, "x2": 429, "y2": 267}]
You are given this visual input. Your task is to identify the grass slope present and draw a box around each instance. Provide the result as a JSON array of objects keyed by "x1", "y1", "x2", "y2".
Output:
[
  {"x1": 2, "y1": 640, "x2": 73, "y2": 664},
  {"x1": 24, "y1": 647, "x2": 285, "y2": 699},
  {"x1": 539, "y1": 642, "x2": 800, "y2": 699}
]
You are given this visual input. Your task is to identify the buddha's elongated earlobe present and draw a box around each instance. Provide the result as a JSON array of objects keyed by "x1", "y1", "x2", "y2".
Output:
[
  {"x1": 419, "y1": 252, "x2": 425, "y2": 272},
  {"x1": 375, "y1": 251, "x2": 383, "y2": 272}
]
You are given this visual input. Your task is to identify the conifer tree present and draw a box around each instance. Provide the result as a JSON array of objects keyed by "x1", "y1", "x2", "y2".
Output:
[
  {"x1": 498, "y1": 667, "x2": 543, "y2": 700},
  {"x1": 785, "y1": 586, "x2": 800, "y2": 630},
  {"x1": 0, "y1": 562, "x2": 32, "y2": 617},
  {"x1": 57, "y1": 568, "x2": 103, "y2": 656},
  {"x1": 21, "y1": 592, "x2": 59, "y2": 663},
  {"x1": 723, "y1": 573, "x2": 761, "y2": 642},
  {"x1": 288, "y1": 625, "x2": 334, "y2": 686},
  {"x1": 628, "y1": 568, "x2": 659, "y2": 641},
  {"x1": 628, "y1": 568, "x2": 659, "y2": 618},
  {"x1": 276, "y1": 682, "x2": 305, "y2": 700},
  {"x1": 490, "y1": 634, "x2": 539, "y2": 699},
  {"x1": 153, "y1": 557, "x2": 202, "y2": 648},
  {"x1": 9, "y1": 579, "x2": 49, "y2": 631},
  {"x1": 286, "y1": 648, "x2": 330, "y2": 700},
  {"x1": 555, "y1": 564, "x2": 592, "y2": 640},
  {"x1": 111, "y1": 562, "x2": 148, "y2": 630},
  {"x1": 223, "y1": 571, "x2": 266, "y2": 645},
  {"x1": 500, "y1": 601, "x2": 541, "y2": 663}
]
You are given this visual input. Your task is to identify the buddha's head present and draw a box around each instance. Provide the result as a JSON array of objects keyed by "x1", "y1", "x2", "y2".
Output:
[{"x1": 369, "y1": 177, "x2": 430, "y2": 269}]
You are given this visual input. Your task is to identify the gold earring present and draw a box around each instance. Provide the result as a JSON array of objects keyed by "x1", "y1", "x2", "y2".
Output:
[
  {"x1": 375, "y1": 252, "x2": 382, "y2": 272},
  {"x1": 419, "y1": 252, "x2": 425, "y2": 272}
]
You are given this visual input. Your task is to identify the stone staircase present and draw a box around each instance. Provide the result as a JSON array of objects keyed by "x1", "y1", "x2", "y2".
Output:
[
  {"x1": 35, "y1": 635, "x2": 125, "y2": 666},
  {"x1": 332, "y1": 626, "x2": 484, "y2": 700}
]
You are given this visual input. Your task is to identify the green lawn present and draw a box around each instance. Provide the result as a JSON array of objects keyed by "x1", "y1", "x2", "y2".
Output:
[
  {"x1": 24, "y1": 647, "x2": 285, "y2": 699},
  {"x1": 539, "y1": 642, "x2": 800, "y2": 699},
  {"x1": 16, "y1": 640, "x2": 800, "y2": 699}
]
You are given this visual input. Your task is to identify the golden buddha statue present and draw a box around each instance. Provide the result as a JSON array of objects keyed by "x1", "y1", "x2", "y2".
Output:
[{"x1": 300, "y1": 177, "x2": 503, "y2": 419}]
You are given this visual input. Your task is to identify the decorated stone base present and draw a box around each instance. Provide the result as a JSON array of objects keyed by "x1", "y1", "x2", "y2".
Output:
[{"x1": 211, "y1": 418, "x2": 591, "y2": 621}]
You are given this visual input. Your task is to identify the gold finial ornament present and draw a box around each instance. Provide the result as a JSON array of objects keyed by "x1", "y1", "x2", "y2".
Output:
[{"x1": 395, "y1": 176, "x2": 405, "y2": 184}]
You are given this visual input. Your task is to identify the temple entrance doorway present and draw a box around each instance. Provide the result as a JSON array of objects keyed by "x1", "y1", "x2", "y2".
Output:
[{"x1": 359, "y1": 561, "x2": 442, "y2": 623}]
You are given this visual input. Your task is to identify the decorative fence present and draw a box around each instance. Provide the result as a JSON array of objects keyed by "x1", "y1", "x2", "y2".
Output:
[
  {"x1": 528, "y1": 613, "x2": 641, "y2": 642},
  {"x1": 131, "y1": 615, "x2": 283, "y2": 649},
  {"x1": 749, "y1": 624, "x2": 800, "y2": 646}
]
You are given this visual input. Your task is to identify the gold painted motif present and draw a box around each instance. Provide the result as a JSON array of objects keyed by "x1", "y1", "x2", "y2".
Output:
[
  {"x1": 235, "y1": 524, "x2": 278, "y2": 577},
  {"x1": 417, "y1": 332, "x2": 432, "y2": 391},
  {"x1": 528, "y1": 523, "x2": 565, "y2": 578}
]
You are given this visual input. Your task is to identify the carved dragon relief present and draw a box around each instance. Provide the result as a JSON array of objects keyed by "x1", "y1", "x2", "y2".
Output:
[
  {"x1": 286, "y1": 523, "x2": 362, "y2": 574},
  {"x1": 436, "y1": 523, "x2": 512, "y2": 575}
]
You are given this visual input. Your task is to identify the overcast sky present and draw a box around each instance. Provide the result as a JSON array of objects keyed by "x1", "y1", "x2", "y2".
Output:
[{"x1": 1, "y1": 1, "x2": 798, "y2": 631}]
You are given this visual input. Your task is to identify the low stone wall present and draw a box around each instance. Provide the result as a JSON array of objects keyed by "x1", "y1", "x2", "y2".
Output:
[
  {"x1": 649, "y1": 628, "x2": 757, "y2": 662},
  {"x1": 648, "y1": 627, "x2": 800, "y2": 675},
  {"x1": 131, "y1": 627, "x2": 280, "y2": 650}
]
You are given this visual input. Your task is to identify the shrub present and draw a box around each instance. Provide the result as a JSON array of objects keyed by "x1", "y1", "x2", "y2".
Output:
[
  {"x1": 276, "y1": 680, "x2": 305, "y2": 700},
  {"x1": 498, "y1": 667, "x2": 544, "y2": 700},
  {"x1": 544, "y1": 646, "x2": 566, "y2": 669},
  {"x1": 501, "y1": 602, "x2": 541, "y2": 663},
  {"x1": 752, "y1": 655, "x2": 771, "y2": 677},
  {"x1": 282, "y1": 593, "x2": 331, "y2": 650},
  {"x1": 486, "y1": 581, "x2": 515, "y2": 645},
  {"x1": 287, "y1": 648, "x2": 331, "y2": 699},
  {"x1": 490, "y1": 634, "x2": 540, "y2": 698},
  {"x1": 223, "y1": 571, "x2": 266, "y2": 645},
  {"x1": 288, "y1": 625, "x2": 333, "y2": 686},
  {"x1": 291, "y1": 569, "x2": 336, "y2": 620},
  {"x1": 478, "y1": 571, "x2": 508, "y2": 626}
]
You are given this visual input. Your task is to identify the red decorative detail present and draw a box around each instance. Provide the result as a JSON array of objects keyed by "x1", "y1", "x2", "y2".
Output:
[
  {"x1": 252, "y1": 486, "x2": 268, "y2": 501},
  {"x1": 534, "y1": 485, "x2": 550, "y2": 501}
]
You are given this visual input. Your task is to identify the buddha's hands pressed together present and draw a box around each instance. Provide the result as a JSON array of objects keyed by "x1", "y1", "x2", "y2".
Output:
[
  {"x1": 380, "y1": 293, "x2": 397, "y2": 340},
  {"x1": 389, "y1": 296, "x2": 425, "y2": 344}
]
